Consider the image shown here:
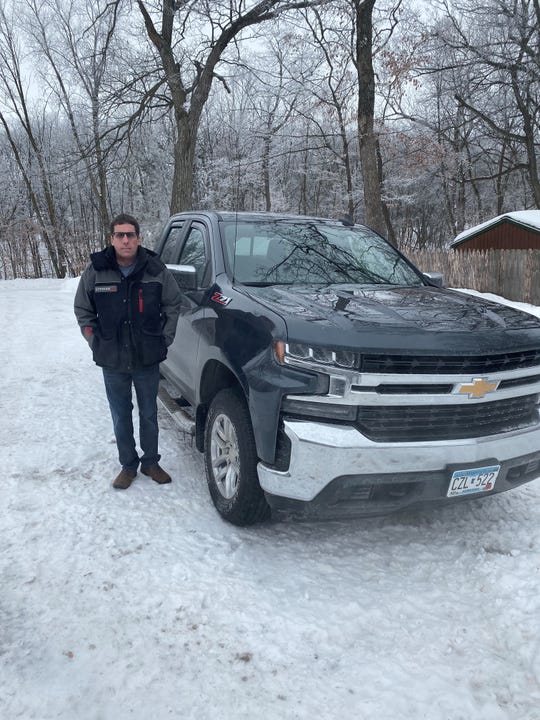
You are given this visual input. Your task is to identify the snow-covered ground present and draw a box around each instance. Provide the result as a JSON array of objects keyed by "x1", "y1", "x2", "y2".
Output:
[{"x1": 1, "y1": 278, "x2": 540, "y2": 720}]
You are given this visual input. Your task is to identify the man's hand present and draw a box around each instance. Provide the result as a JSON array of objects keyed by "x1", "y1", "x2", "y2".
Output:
[{"x1": 82, "y1": 326, "x2": 94, "y2": 344}]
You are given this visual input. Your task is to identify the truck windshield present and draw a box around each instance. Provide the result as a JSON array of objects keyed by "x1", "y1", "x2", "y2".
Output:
[{"x1": 221, "y1": 220, "x2": 423, "y2": 287}]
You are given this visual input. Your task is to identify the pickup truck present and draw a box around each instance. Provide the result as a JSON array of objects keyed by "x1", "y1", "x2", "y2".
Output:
[{"x1": 155, "y1": 211, "x2": 540, "y2": 525}]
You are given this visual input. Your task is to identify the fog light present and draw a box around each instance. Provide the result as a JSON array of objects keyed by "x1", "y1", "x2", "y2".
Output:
[
  {"x1": 281, "y1": 398, "x2": 357, "y2": 421},
  {"x1": 329, "y1": 376, "x2": 347, "y2": 397}
]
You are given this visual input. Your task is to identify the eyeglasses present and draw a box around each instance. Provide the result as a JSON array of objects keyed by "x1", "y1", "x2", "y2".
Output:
[{"x1": 112, "y1": 231, "x2": 138, "y2": 239}]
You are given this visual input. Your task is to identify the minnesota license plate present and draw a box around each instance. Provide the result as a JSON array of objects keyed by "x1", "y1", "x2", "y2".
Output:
[{"x1": 447, "y1": 465, "x2": 500, "y2": 498}]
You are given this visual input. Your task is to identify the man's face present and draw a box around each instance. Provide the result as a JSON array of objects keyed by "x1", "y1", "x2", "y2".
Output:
[{"x1": 111, "y1": 223, "x2": 141, "y2": 265}]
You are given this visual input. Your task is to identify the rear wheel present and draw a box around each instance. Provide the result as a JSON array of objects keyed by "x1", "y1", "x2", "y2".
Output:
[{"x1": 204, "y1": 388, "x2": 270, "y2": 525}]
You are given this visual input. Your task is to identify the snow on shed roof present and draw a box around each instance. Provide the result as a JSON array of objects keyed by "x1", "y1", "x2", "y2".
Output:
[{"x1": 452, "y1": 210, "x2": 540, "y2": 247}]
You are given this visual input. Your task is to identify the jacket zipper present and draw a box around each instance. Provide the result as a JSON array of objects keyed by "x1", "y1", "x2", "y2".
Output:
[{"x1": 138, "y1": 288, "x2": 144, "y2": 313}]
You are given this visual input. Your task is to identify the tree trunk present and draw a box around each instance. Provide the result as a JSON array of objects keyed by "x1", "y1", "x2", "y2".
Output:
[
  {"x1": 510, "y1": 69, "x2": 540, "y2": 207},
  {"x1": 262, "y1": 132, "x2": 272, "y2": 212},
  {"x1": 354, "y1": 0, "x2": 387, "y2": 237},
  {"x1": 171, "y1": 113, "x2": 197, "y2": 214}
]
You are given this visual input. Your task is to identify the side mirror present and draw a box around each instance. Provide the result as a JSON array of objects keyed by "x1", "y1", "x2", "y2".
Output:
[
  {"x1": 167, "y1": 264, "x2": 198, "y2": 290},
  {"x1": 423, "y1": 271, "x2": 445, "y2": 288}
]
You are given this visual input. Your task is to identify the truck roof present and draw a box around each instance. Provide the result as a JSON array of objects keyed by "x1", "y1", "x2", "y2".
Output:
[{"x1": 167, "y1": 210, "x2": 358, "y2": 227}]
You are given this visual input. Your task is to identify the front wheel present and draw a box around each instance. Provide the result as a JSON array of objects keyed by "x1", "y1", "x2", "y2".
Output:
[{"x1": 204, "y1": 388, "x2": 270, "y2": 526}]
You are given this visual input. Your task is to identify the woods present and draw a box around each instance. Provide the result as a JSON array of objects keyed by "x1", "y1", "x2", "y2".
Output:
[{"x1": 0, "y1": 0, "x2": 539, "y2": 280}]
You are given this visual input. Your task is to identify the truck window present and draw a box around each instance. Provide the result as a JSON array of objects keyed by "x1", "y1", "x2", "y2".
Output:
[
  {"x1": 179, "y1": 224, "x2": 210, "y2": 286},
  {"x1": 160, "y1": 224, "x2": 185, "y2": 264},
  {"x1": 222, "y1": 220, "x2": 423, "y2": 287}
]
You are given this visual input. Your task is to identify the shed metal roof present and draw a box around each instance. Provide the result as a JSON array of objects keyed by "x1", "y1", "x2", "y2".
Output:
[{"x1": 451, "y1": 210, "x2": 540, "y2": 248}]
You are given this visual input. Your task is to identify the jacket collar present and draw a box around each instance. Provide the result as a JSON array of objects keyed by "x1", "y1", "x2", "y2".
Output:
[{"x1": 90, "y1": 246, "x2": 164, "y2": 276}]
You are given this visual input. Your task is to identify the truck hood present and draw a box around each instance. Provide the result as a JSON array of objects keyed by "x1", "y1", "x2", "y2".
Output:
[{"x1": 240, "y1": 284, "x2": 540, "y2": 353}]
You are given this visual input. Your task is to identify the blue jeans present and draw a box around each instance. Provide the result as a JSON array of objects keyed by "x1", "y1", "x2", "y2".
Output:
[{"x1": 102, "y1": 364, "x2": 161, "y2": 471}]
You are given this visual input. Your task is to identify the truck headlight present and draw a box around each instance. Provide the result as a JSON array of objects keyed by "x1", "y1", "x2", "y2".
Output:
[{"x1": 274, "y1": 341, "x2": 358, "y2": 369}]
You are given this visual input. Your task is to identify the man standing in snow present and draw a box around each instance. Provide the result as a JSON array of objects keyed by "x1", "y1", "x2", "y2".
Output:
[{"x1": 74, "y1": 213, "x2": 182, "y2": 490}]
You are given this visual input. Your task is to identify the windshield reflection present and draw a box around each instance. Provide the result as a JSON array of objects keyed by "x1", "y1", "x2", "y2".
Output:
[{"x1": 222, "y1": 221, "x2": 423, "y2": 287}]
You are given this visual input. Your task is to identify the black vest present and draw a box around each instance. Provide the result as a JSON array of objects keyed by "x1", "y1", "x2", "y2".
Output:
[{"x1": 90, "y1": 247, "x2": 167, "y2": 370}]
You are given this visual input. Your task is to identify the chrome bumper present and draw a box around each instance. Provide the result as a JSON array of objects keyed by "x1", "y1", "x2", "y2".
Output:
[{"x1": 257, "y1": 419, "x2": 540, "y2": 502}]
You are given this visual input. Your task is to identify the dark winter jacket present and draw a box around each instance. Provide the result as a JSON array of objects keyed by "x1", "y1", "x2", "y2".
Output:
[{"x1": 74, "y1": 246, "x2": 182, "y2": 370}]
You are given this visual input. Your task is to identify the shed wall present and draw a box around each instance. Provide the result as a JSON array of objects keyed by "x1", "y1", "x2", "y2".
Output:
[{"x1": 454, "y1": 221, "x2": 540, "y2": 251}]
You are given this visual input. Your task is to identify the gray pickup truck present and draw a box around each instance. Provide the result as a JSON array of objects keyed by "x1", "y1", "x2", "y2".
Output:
[{"x1": 155, "y1": 211, "x2": 540, "y2": 525}]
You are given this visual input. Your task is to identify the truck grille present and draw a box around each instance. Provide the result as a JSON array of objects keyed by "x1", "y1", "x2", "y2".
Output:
[
  {"x1": 356, "y1": 395, "x2": 539, "y2": 442},
  {"x1": 361, "y1": 349, "x2": 540, "y2": 374}
]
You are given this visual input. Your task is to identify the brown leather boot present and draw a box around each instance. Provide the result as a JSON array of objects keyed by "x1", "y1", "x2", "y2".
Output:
[
  {"x1": 112, "y1": 468, "x2": 137, "y2": 490},
  {"x1": 141, "y1": 464, "x2": 171, "y2": 484}
]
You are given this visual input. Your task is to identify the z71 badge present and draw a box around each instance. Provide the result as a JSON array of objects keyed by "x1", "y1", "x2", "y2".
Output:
[{"x1": 211, "y1": 291, "x2": 232, "y2": 306}]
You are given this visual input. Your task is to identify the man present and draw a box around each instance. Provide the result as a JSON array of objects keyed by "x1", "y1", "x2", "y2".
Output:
[{"x1": 74, "y1": 213, "x2": 182, "y2": 490}]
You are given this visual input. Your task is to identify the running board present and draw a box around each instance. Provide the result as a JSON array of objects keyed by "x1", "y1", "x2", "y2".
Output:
[{"x1": 158, "y1": 384, "x2": 196, "y2": 437}]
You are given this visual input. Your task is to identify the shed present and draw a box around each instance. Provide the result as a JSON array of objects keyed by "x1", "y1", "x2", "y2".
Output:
[{"x1": 451, "y1": 210, "x2": 540, "y2": 251}]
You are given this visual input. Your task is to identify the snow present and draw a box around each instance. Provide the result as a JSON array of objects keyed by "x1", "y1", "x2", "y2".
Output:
[
  {"x1": 452, "y1": 210, "x2": 540, "y2": 246},
  {"x1": 2, "y1": 278, "x2": 540, "y2": 720}
]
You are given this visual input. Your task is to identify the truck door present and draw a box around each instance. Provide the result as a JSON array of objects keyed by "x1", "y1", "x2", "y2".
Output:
[{"x1": 162, "y1": 220, "x2": 211, "y2": 401}]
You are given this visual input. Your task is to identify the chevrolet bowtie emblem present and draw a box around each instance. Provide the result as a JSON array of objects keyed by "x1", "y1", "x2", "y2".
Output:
[{"x1": 458, "y1": 377, "x2": 500, "y2": 399}]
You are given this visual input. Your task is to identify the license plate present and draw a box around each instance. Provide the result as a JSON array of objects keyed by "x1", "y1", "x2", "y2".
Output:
[{"x1": 447, "y1": 465, "x2": 500, "y2": 497}]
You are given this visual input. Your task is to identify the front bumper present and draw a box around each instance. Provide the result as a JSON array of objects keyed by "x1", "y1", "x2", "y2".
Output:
[{"x1": 257, "y1": 420, "x2": 540, "y2": 519}]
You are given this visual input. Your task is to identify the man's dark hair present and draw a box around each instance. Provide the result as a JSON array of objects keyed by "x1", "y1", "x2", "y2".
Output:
[{"x1": 110, "y1": 213, "x2": 140, "y2": 236}]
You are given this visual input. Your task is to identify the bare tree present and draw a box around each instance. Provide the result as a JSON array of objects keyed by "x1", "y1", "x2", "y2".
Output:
[
  {"x1": 24, "y1": 0, "x2": 122, "y2": 235},
  {"x1": 0, "y1": 4, "x2": 68, "y2": 277},
  {"x1": 299, "y1": 7, "x2": 358, "y2": 219},
  {"x1": 132, "y1": 0, "x2": 320, "y2": 213},
  {"x1": 378, "y1": 1, "x2": 537, "y2": 242},
  {"x1": 296, "y1": 0, "x2": 402, "y2": 235},
  {"x1": 254, "y1": 47, "x2": 298, "y2": 212},
  {"x1": 435, "y1": 0, "x2": 540, "y2": 208}
]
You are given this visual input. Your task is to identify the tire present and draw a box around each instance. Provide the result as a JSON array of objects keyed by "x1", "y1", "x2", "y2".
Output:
[{"x1": 204, "y1": 388, "x2": 270, "y2": 526}]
